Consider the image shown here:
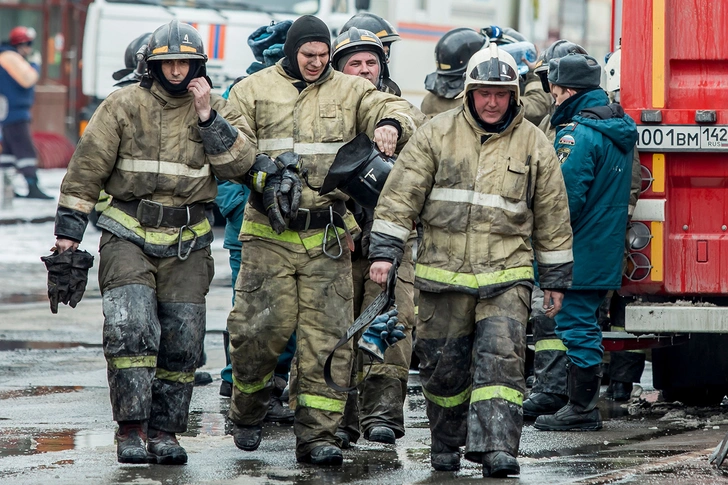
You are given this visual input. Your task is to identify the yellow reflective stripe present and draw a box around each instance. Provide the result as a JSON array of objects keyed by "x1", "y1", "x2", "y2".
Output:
[
  {"x1": 470, "y1": 385, "x2": 523, "y2": 406},
  {"x1": 423, "y1": 385, "x2": 471, "y2": 408},
  {"x1": 652, "y1": 0, "x2": 665, "y2": 108},
  {"x1": 652, "y1": 153, "x2": 665, "y2": 193},
  {"x1": 650, "y1": 221, "x2": 663, "y2": 282},
  {"x1": 429, "y1": 188, "x2": 528, "y2": 214},
  {"x1": 242, "y1": 220, "x2": 304, "y2": 245},
  {"x1": 117, "y1": 158, "x2": 210, "y2": 178},
  {"x1": 103, "y1": 206, "x2": 211, "y2": 245},
  {"x1": 59, "y1": 193, "x2": 96, "y2": 214},
  {"x1": 232, "y1": 371, "x2": 273, "y2": 394},
  {"x1": 611, "y1": 326, "x2": 626, "y2": 333},
  {"x1": 415, "y1": 264, "x2": 534, "y2": 289},
  {"x1": 108, "y1": 355, "x2": 157, "y2": 370},
  {"x1": 534, "y1": 339, "x2": 567, "y2": 352},
  {"x1": 155, "y1": 368, "x2": 195, "y2": 384},
  {"x1": 297, "y1": 394, "x2": 346, "y2": 413}
]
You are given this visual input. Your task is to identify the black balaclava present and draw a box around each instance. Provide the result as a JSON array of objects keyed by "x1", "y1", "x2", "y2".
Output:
[
  {"x1": 281, "y1": 15, "x2": 331, "y2": 82},
  {"x1": 149, "y1": 59, "x2": 205, "y2": 96}
]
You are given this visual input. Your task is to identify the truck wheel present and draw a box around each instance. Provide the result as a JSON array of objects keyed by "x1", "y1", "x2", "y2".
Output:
[{"x1": 652, "y1": 334, "x2": 728, "y2": 406}]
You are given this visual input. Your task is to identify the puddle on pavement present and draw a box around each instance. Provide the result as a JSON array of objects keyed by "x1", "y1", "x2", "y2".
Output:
[
  {"x1": 0, "y1": 429, "x2": 115, "y2": 458},
  {"x1": 0, "y1": 385, "x2": 84, "y2": 400},
  {"x1": 0, "y1": 340, "x2": 102, "y2": 351}
]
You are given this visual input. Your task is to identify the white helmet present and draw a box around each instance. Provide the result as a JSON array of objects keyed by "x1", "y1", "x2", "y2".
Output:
[
  {"x1": 464, "y1": 44, "x2": 520, "y2": 104},
  {"x1": 605, "y1": 48, "x2": 621, "y2": 93}
]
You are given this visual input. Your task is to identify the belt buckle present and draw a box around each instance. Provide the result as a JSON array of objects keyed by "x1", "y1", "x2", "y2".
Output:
[
  {"x1": 299, "y1": 208, "x2": 311, "y2": 231},
  {"x1": 137, "y1": 199, "x2": 164, "y2": 228}
]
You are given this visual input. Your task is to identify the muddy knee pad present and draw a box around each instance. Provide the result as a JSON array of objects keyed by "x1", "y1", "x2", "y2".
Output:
[
  {"x1": 150, "y1": 302, "x2": 206, "y2": 432},
  {"x1": 102, "y1": 284, "x2": 160, "y2": 422},
  {"x1": 467, "y1": 316, "x2": 526, "y2": 460}
]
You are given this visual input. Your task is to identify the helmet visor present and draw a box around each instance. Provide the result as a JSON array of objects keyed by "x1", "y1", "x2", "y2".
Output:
[{"x1": 468, "y1": 59, "x2": 518, "y2": 83}]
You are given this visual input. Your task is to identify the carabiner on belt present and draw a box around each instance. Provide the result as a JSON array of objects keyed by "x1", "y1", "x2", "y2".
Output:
[
  {"x1": 177, "y1": 206, "x2": 199, "y2": 260},
  {"x1": 322, "y1": 206, "x2": 343, "y2": 260}
]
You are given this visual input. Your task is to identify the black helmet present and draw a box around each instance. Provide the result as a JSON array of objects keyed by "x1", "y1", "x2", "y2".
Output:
[
  {"x1": 342, "y1": 12, "x2": 400, "y2": 56},
  {"x1": 146, "y1": 20, "x2": 207, "y2": 62},
  {"x1": 434, "y1": 28, "x2": 488, "y2": 76},
  {"x1": 534, "y1": 39, "x2": 588, "y2": 93},
  {"x1": 112, "y1": 32, "x2": 152, "y2": 85},
  {"x1": 319, "y1": 133, "x2": 394, "y2": 209},
  {"x1": 332, "y1": 27, "x2": 389, "y2": 79}
]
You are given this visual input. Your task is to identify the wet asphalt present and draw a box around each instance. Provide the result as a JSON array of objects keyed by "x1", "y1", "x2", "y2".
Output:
[{"x1": 2, "y1": 222, "x2": 728, "y2": 484}]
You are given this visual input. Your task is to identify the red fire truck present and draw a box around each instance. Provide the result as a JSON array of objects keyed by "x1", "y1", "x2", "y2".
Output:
[{"x1": 615, "y1": 0, "x2": 728, "y2": 404}]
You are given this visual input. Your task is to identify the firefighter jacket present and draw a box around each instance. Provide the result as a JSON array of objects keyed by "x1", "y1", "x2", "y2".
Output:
[
  {"x1": 420, "y1": 92, "x2": 461, "y2": 117},
  {"x1": 369, "y1": 97, "x2": 574, "y2": 298},
  {"x1": 550, "y1": 88, "x2": 638, "y2": 290},
  {"x1": 522, "y1": 72, "x2": 553, "y2": 126},
  {"x1": 55, "y1": 81, "x2": 256, "y2": 258},
  {"x1": 227, "y1": 61, "x2": 418, "y2": 258}
]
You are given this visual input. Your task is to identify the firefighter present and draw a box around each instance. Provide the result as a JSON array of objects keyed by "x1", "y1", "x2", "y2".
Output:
[
  {"x1": 534, "y1": 53, "x2": 637, "y2": 431},
  {"x1": 522, "y1": 39, "x2": 589, "y2": 420},
  {"x1": 368, "y1": 44, "x2": 574, "y2": 477},
  {"x1": 420, "y1": 27, "x2": 487, "y2": 116},
  {"x1": 330, "y1": 27, "x2": 421, "y2": 447},
  {"x1": 224, "y1": 15, "x2": 417, "y2": 465},
  {"x1": 215, "y1": 21, "x2": 296, "y2": 426},
  {"x1": 51, "y1": 20, "x2": 256, "y2": 464},
  {"x1": 0, "y1": 26, "x2": 52, "y2": 199}
]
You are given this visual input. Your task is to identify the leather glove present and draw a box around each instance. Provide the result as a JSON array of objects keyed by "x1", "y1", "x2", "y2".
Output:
[
  {"x1": 274, "y1": 152, "x2": 303, "y2": 220},
  {"x1": 358, "y1": 308, "x2": 403, "y2": 361},
  {"x1": 262, "y1": 172, "x2": 286, "y2": 234},
  {"x1": 40, "y1": 249, "x2": 95, "y2": 314}
]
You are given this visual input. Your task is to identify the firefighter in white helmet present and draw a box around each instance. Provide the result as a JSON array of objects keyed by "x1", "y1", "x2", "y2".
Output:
[{"x1": 368, "y1": 44, "x2": 574, "y2": 477}]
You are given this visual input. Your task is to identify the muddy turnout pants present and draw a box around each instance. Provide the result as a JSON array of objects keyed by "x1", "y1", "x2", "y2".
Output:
[
  {"x1": 227, "y1": 240, "x2": 354, "y2": 459},
  {"x1": 530, "y1": 287, "x2": 568, "y2": 396},
  {"x1": 416, "y1": 285, "x2": 530, "y2": 463},
  {"x1": 98, "y1": 232, "x2": 213, "y2": 432}
]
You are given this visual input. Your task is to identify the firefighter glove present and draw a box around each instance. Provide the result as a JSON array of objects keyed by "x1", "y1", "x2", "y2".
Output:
[
  {"x1": 262, "y1": 172, "x2": 287, "y2": 234},
  {"x1": 360, "y1": 308, "x2": 402, "y2": 357},
  {"x1": 273, "y1": 152, "x2": 302, "y2": 220},
  {"x1": 41, "y1": 248, "x2": 95, "y2": 314}
]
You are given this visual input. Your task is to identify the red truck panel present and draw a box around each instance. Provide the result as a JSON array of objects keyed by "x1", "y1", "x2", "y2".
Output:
[{"x1": 620, "y1": 0, "x2": 728, "y2": 296}]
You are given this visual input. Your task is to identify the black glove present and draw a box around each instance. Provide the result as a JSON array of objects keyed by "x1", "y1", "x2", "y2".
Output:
[
  {"x1": 40, "y1": 249, "x2": 95, "y2": 314},
  {"x1": 274, "y1": 152, "x2": 302, "y2": 220},
  {"x1": 262, "y1": 172, "x2": 286, "y2": 234}
]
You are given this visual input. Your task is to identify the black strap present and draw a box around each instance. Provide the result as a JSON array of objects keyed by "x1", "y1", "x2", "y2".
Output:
[
  {"x1": 323, "y1": 263, "x2": 399, "y2": 392},
  {"x1": 248, "y1": 193, "x2": 347, "y2": 231},
  {"x1": 111, "y1": 199, "x2": 207, "y2": 228}
]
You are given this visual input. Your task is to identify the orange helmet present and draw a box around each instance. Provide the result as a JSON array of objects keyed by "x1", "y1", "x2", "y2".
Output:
[{"x1": 9, "y1": 26, "x2": 36, "y2": 46}]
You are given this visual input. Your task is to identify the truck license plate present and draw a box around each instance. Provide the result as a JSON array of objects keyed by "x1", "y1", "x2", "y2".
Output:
[{"x1": 637, "y1": 125, "x2": 728, "y2": 151}]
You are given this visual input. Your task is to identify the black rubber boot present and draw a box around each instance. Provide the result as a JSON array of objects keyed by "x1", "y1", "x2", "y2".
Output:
[
  {"x1": 24, "y1": 181, "x2": 53, "y2": 200},
  {"x1": 264, "y1": 376, "x2": 294, "y2": 423},
  {"x1": 116, "y1": 421, "x2": 150, "y2": 464},
  {"x1": 232, "y1": 424, "x2": 262, "y2": 451},
  {"x1": 147, "y1": 428, "x2": 188, "y2": 465},
  {"x1": 604, "y1": 380, "x2": 633, "y2": 401},
  {"x1": 522, "y1": 392, "x2": 568, "y2": 419},
  {"x1": 534, "y1": 364, "x2": 603, "y2": 431},
  {"x1": 301, "y1": 444, "x2": 343, "y2": 466},
  {"x1": 366, "y1": 426, "x2": 396, "y2": 444},
  {"x1": 335, "y1": 430, "x2": 352, "y2": 449},
  {"x1": 194, "y1": 371, "x2": 213, "y2": 386},
  {"x1": 219, "y1": 380, "x2": 232, "y2": 397},
  {"x1": 430, "y1": 436, "x2": 460, "y2": 471},
  {"x1": 483, "y1": 451, "x2": 520, "y2": 478}
]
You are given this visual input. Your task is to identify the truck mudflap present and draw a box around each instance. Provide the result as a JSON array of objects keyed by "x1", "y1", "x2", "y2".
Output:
[{"x1": 626, "y1": 305, "x2": 728, "y2": 333}]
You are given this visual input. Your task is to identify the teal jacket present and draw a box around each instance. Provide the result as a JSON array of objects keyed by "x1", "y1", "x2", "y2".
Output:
[{"x1": 550, "y1": 89, "x2": 637, "y2": 290}]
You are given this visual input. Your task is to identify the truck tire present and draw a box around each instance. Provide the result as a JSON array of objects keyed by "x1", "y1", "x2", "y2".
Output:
[{"x1": 652, "y1": 334, "x2": 728, "y2": 406}]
